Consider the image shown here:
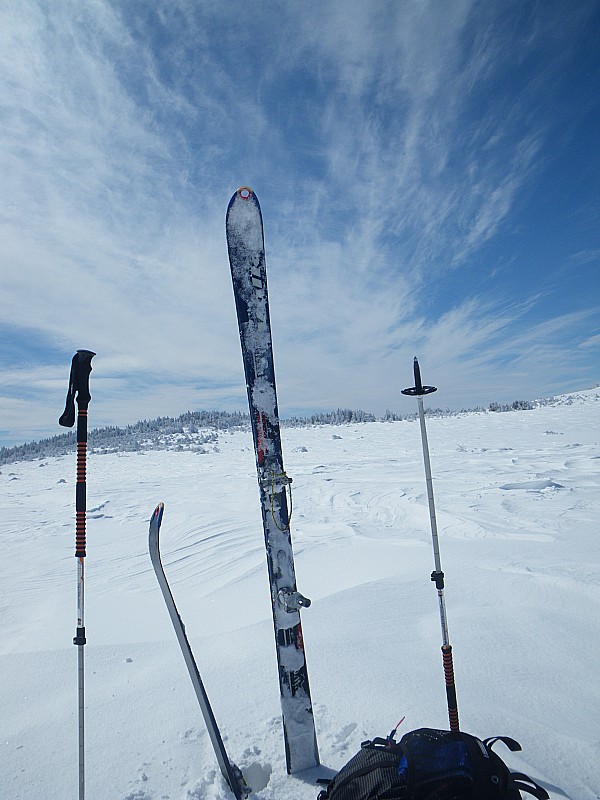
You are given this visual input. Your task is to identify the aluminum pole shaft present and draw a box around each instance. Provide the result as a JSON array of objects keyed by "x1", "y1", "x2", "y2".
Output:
[
  {"x1": 416, "y1": 395, "x2": 449, "y2": 646},
  {"x1": 403, "y1": 357, "x2": 459, "y2": 731}
]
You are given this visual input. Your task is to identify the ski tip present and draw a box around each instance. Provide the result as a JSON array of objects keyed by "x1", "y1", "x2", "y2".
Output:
[
  {"x1": 150, "y1": 502, "x2": 164, "y2": 527},
  {"x1": 227, "y1": 186, "x2": 261, "y2": 214}
]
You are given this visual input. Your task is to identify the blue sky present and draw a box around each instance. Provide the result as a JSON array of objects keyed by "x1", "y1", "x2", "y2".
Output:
[{"x1": 1, "y1": 0, "x2": 599, "y2": 447}]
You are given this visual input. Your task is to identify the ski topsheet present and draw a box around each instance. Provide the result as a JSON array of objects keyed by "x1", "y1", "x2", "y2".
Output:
[
  {"x1": 226, "y1": 187, "x2": 319, "y2": 774},
  {"x1": 148, "y1": 503, "x2": 250, "y2": 799}
]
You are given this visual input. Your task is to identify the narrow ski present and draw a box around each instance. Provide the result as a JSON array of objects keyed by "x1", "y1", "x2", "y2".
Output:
[{"x1": 148, "y1": 503, "x2": 251, "y2": 799}]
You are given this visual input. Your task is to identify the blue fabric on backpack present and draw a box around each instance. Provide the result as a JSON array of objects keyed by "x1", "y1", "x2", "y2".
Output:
[{"x1": 397, "y1": 730, "x2": 475, "y2": 792}]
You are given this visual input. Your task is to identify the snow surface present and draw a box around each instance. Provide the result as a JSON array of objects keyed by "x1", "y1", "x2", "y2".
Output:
[{"x1": 2, "y1": 389, "x2": 599, "y2": 799}]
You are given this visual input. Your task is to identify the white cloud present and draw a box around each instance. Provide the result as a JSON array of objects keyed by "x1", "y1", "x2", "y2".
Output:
[{"x1": 0, "y1": 1, "x2": 597, "y2": 446}]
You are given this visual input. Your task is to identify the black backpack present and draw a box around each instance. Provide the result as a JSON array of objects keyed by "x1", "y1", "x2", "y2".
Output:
[{"x1": 316, "y1": 728, "x2": 549, "y2": 800}]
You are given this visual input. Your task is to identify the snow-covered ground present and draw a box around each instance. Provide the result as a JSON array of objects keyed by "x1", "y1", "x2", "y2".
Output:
[{"x1": 2, "y1": 389, "x2": 599, "y2": 799}]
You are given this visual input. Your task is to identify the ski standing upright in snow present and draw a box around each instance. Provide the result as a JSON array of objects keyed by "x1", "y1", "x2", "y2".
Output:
[
  {"x1": 226, "y1": 187, "x2": 319, "y2": 774},
  {"x1": 148, "y1": 503, "x2": 250, "y2": 799}
]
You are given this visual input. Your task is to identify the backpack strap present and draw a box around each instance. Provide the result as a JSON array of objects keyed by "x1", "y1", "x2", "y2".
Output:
[
  {"x1": 511, "y1": 772, "x2": 550, "y2": 799},
  {"x1": 484, "y1": 736, "x2": 522, "y2": 753},
  {"x1": 459, "y1": 732, "x2": 508, "y2": 798},
  {"x1": 364, "y1": 737, "x2": 396, "y2": 748},
  {"x1": 484, "y1": 737, "x2": 549, "y2": 800}
]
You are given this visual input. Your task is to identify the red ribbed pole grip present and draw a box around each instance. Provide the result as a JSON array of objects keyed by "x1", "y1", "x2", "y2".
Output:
[
  {"x1": 75, "y1": 409, "x2": 88, "y2": 557},
  {"x1": 442, "y1": 644, "x2": 459, "y2": 731}
]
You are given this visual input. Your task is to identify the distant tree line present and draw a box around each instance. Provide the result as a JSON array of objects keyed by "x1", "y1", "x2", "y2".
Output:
[
  {"x1": 0, "y1": 399, "x2": 545, "y2": 466},
  {"x1": 488, "y1": 400, "x2": 534, "y2": 412},
  {"x1": 0, "y1": 410, "x2": 248, "y2": 465},
  {"x1": 283, "y1": 408, "x2": 377, "y2": 426}
]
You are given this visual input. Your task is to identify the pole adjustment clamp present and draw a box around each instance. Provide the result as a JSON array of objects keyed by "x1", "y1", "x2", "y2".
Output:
[
  {"x1": 73, "y1": 626, "x2": 86, "y2": 646},
  {"x1": 431, "y1": 570, "x2": 445, "y2": 590}
]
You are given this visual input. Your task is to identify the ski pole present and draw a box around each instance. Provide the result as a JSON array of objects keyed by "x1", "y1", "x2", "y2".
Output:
[
  {"x1": 402, "y1": 357, "x2": 459, "y2": 731},
  {"x1": 59, "y1": 350, "x2": 96, "y2": 800}
]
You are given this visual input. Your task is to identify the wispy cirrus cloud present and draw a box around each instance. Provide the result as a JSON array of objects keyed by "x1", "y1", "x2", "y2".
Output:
[{"x1": 0, "y1": 0, "x2": 598, "y2": 446}]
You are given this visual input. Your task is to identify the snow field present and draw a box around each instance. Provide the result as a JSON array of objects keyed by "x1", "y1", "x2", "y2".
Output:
[{"x1": 1, "y1": 389, "x2": 599, "y2": 798}]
